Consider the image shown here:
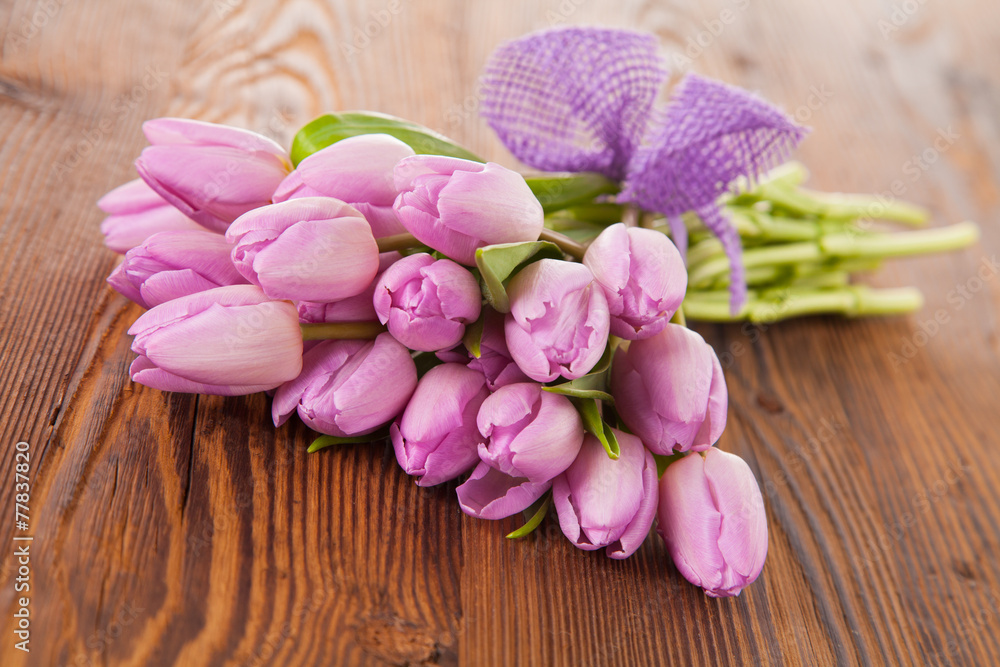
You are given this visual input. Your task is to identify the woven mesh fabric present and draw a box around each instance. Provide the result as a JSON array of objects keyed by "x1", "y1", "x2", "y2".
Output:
[
  {"x1": 480, "y1": 26, "x2": 667, "y2": 180},
  {"x1": 620, "y1": 73, "x2": 808, "y2": 311},
  {"x1": 620, "y1": 73, "x2": 808, "y2": 214}
]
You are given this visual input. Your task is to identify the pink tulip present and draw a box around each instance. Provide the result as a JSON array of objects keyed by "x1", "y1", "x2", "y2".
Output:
[
  {"x1": 273, "y1": 134, "x2": 415, "y2": 237},
  {"x1": 504, "y1": 259, "x2": 610, "y2": 382},
  {"x1": 552, "y1": 429, "x2": 658, "y2": 559},
  {"x1": 226, "y1": 197, "x2": 379, "y2": 302},
  {"x1": 297, "y1": 252, "x2": 401, "y2": 324},
  {"x1": 272, "y1": 333, "x2": 417, "y2": 437},
  {"x1": 128, "y1": 285, "x2": 302, "y2": 395},
  {"x1": 477, "y1": 383, "x2": 584, "y2": 482},
  {"x1": 98, "y1": 179, "x2": 208, "y2": 253},
  {"x1": 456, "y1": 461, "x2": 552, "y2": 520},
  {"x1": 583, "y1": 223, "x2": 687, "y2": 339},
  {"x1": 373, "y1": 253, "x2": 482, "y2": 352},
  {"x1": 657, "y1": 449, "x2": 768, "y2": 597},
  {"x1": 136, "y1": 118, "x2": 291, "y2": 233},
  {"x1": 393, "y1": 155, "x2": 544, "y2": 264},
  {"x1": 611, "y1": 324, "x2": 727, "y2": 454},
  {"x1": 107, "y1": 230, "x2": 247, "y2": 309},
  {"x1": 391, "y1": 363, "x2": 490, "y2": 486}
]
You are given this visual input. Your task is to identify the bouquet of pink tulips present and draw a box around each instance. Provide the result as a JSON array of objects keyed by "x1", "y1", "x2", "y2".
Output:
[{"x1": 98, "y1": 27, "x2": 976, "y2": 598}]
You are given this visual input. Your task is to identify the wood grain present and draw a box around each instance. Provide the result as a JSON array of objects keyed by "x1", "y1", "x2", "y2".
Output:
[{"x1": 2, "y1": 0, "x2": 999, "y2": 664}]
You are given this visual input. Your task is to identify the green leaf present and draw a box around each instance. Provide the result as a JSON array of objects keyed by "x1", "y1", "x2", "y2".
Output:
[
  {"x1": 475, "y1": 241, "x2": 563, "y2": 313},
  {"x1": 308, "y1": 432, "x2": 386, "y2": 453},
  {"x1": 542, "y1": 344, "x2": 614, "y2": 402},
  {"x1": 291, "y1": 111, "x2": 482, "y2": 165},
  {"x1": 505, "y1": 494, "x2": 552, "y2": 539},
  {"x1": 462, "y1": 311, "x2": 486, "y2": 358},
  {"x1": 525, "y1": 173, "x2": 620, "y2": 214},
  {"x1": 572, "y1": 397, "x2": 620, "y2": 460},
  {"x1": 653, "y1": 452, "x2": 686, "y2": 478},
  {"x1": 413, "y1": 351, "x2": 444, "y2": 377}
]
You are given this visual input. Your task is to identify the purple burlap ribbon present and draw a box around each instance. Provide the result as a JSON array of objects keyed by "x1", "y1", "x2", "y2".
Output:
[{"x1": 480, "y1": 26, "x2": 808, "y2": 312}]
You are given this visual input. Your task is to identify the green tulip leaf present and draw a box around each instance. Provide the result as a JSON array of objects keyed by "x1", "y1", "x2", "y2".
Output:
[
  {"x1": 653, "y1": 452, "x2": 687, "y2": 478},
  {"x1": 525, "y1": 173, "x2": 620, "y2": 214},
  {"x1": 475, "y1": 241, "x2": 563, "y2": 313},
  {"x1": 462, "y1": 311, "x2": 486, "y2": 358},
  {"x1": 505, "y1": 494, "x2": 552, "y2": 539},
  {"x1": 308, "y1": 431, "x2": 387, "y2": 453},
  {"x1": 571, "y1": 397, "x2": 620, "y2": 460},
  {"x1": 291, "y1": 111, "x2": 482, "y2": 165}
]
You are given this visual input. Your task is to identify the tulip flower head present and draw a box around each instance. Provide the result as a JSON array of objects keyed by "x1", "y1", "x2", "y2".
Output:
[
  {"x1": 136, "y1": 118, "x2": 291, "y2": 233},
  {"x1": 611, "y1": 323, "x2": 727, "y2": 454},
  {"x1": 504, "y1": 259, "x2": 611, "y2": 382},
  {"x1": 226, "y1": 197, "x2": 379, "y2": 302},
  {"x1": 98, "y1": 178, "x2": 208, "y2": 254},
  {"x1": 273, "y1": 133, "x2": 416, "y2": 238},
  {"x1": 393, "y1": 155, "x2": 544, "y2": 264},
  {"x1": 553, "y1": 429, "x2": 658, "y2": 559},
  {"x1": 107, "y1": 230, "x2": 248, "y2": 309},
  {"x1": 272, "y1": 333, "x2": 417, "y2": 437},
  {"x1": 128, "y1": 284, "x2": 303, "y2": 395},
  {"x1": 391, "y1": 363, "x2": 490, "y2": 486},
  {"x1": 373, "y1": 253, "x2": 482, "y2": 352},
  {"x1": 657, "y1": 448, "x2": 768, "y2": 597},
  {"x1": 477, "y1": 382, "x2": 584, "y2": 482},
  {"x1": 583, "y1": 223, "x2": 687, "y2": 339}
]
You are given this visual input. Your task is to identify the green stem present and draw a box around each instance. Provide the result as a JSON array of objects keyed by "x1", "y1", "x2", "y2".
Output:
[
  {"x1": 506, "y1": 494, "x2": 552, "y2": 539},
  {"x1": 539, "y1": 227, "x2": 587, "y2": 260},
  {"x1": 683, "y1": 286, "x2": 924, "y2": 323},
  {"x1": 300, "y1": 322, "x2": 386, "y2": 340},
  {"x1": 821, "y1": 221, "x2": 980, "y2": 259},
  {"x1": 376, "y1": 232, "x2": 421, "y2": 253}
]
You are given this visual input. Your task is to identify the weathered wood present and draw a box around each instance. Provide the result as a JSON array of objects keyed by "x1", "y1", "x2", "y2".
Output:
[{"x1": 2, "y1": 0, "x2": 999, "y2": 664}]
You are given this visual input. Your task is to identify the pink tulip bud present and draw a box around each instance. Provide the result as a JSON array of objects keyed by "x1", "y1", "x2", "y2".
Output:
[
  {"x1": 393, "y1": 155, "x2": 544, "y2": 264},
  {"x1": 135, "y1": 118, "x2": 291, "y2": 233},
  {"x1": 391, "y1": 363, "x2": 490, "y2": 486},
  {"x1": 611, "y1": 324, "x2": 727, "y2": 454},
  {"x1": 272, "y1": 333, "x2": 417, "y2": 437},
  {"x1": 107, "y1": 230, "x2": 247, "y2": 309},
  {"x1": 226, "y1": 197, "x2": 379, "y2": 302},
  {"x1": 373, "y1": 253, "x2": 482, "y2": 352},
  {"x1": 477, "y1": 383, "x2": 584, "y2": 482},
  {"x1": 128, "y1": 285, "x2": 302, "y2": 395},
  {"x1": 504, "y1": 259, "x2": 610, "y2": 382},
  {"x1": 98, "y1": 179, "x2": 209, "y2": 254},
  {"x1": 657, "y1": 449, "x2": 768, "y2": 597},
  {"x1": 273, "y1": 134, "x2": 416, "y2": 238},
  {"x1": 456, "y1": 461, "x2": 552, "y2": 520},
  {"x1": 297, "y1": 252, "x2": 402, "y2": 324},
  {"x1": 583, "y1": 223, "x2": 687, "y2": 339},
  {"x1": 552, "y1": 429, "x2": 658, "y2": 559}
]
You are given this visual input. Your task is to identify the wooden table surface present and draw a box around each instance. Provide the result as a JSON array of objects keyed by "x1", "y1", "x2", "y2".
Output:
[{"x1": 2, "y1": 0, "x2": 1000, "y2": 665}]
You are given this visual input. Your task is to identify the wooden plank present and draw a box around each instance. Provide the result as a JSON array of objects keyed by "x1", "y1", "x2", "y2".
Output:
[{"x1": 1, "y1": 0, "x2": 999, "y2": 664}]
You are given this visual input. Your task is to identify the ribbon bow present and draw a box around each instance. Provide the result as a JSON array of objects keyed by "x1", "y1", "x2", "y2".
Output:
[{"x1": 480, "y1": 26, "x2": 808, "y2": 312}]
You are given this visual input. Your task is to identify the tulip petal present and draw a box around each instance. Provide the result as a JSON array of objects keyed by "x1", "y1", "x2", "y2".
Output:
[{"x1": 456, "y1": 461, "x2": 551, "y2": 520}]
